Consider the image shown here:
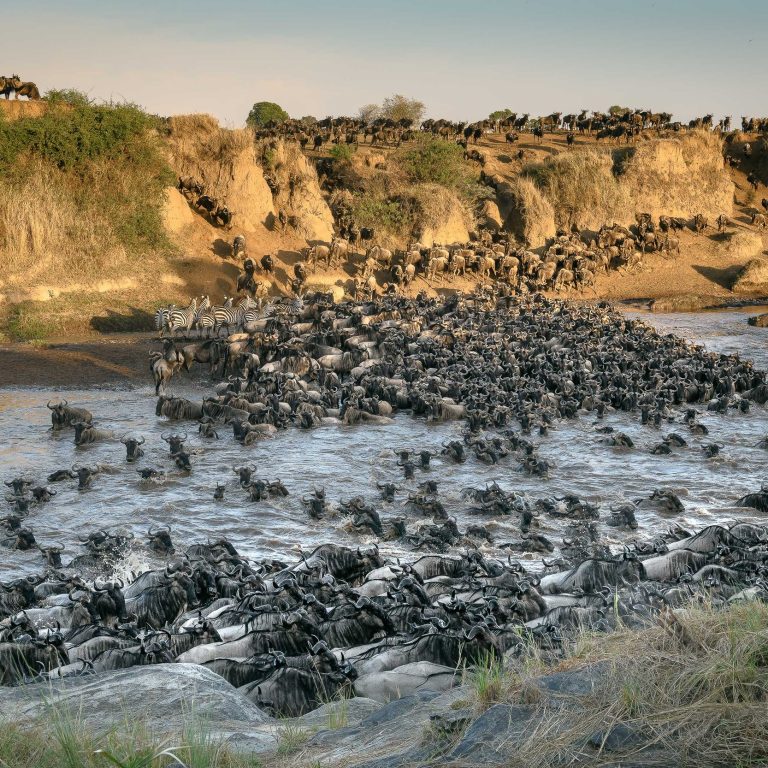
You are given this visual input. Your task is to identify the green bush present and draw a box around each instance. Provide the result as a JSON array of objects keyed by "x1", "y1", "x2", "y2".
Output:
[
  {"x1": 329, "y1": 143, "x2": 355, "y2": 162},
  {"x1": 352, "y1": 194, "x2": 408, "y2": 233},
  {"x1": 0, "y1": 101, "x2": 162, "y2": 172},
  {"x1": 44, "y1": 88, "x2": 93, "y2": 107},
  {"x1": 0, "y1": 99, "x2": 174, "y2": 268},
  {"x1": 397, "y1": 138, "x2": 467, "y2": 187}
]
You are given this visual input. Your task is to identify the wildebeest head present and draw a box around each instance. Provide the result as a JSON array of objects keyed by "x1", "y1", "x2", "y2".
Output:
[
  {"x1": 46, "y1": 400, "x2": 71, "y2": 430},
  {"x1": 12, "y1": 528, "x2": 36, "y2": 551},
  {"x1": 172, "y1": 450, "x2": 192, "y2": 472},
  {"x1": 233, "y1": 465, "x2": 256, "y2": 487},
  {"x1": 92, "y1": 577, "x2": 129, "y2": 623},
  {"x1": 71, "y1": 464, "x2": 97, "y2": 490},
  {"x1": 72, "y1": 422, "x2": 94, "y2": 445},
  {"x1": 161, "y1": 432, "x2": 187, "y2": 455},
  {"x1": 38, "y1": 542, "x2": 64, "y2": 568},
  {"x1": 120, "y1": 435, "x2": 145, "y2": 463},
  {"x1": 147, "y1": 525, "x2": 174, "y2": 555},
  {"x1": 30, "y1": 486, "x2": 56, "y2": 503},
  {"x1": 4, "y1": 477, "x2": 32, "y2": 497}
]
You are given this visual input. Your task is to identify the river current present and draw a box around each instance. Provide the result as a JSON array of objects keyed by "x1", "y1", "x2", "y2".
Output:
[{"x1": 1, "y1": 309, "x2": 767, "y2": 579}]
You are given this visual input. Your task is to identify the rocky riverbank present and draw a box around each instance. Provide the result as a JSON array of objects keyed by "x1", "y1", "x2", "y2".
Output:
[{"x1": 2, "y1": 598, "x2": 766, "y2": 768}]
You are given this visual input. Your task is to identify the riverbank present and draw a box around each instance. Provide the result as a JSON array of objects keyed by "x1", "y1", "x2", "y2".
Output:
[
  {"x1": 3, "y1": 301, "x2": 768, "y2": 390},
  {"x1": 0, "y1": 335, "x2": 155, "y2": 388},
  {"x1": 1, "y1": 600, "x2": 766, "y2": 768}
]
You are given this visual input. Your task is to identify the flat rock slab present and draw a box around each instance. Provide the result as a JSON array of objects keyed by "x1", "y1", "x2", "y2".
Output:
[
  {"x1": 293, "y1": 697, "x2": 383, "y2": 728},
  {"x1": 448, "y1": 703, "x2": 538, "y2": 763},
  {"x1": 535, "y1": 661, "x2": 609, "y2": 698},
  {"x1": 0, "y1": 663, "x2": 275, "y2": 751},
  {"x1": 305, "y1": 689, "x2": 455, "y2": 767}
]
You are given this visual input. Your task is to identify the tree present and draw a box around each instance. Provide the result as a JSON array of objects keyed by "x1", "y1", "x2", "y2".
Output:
[
  {"x1": 246, "y1": 101, "x2": 289, "y2": 128},
  {"x1": 608, "y1": 105, "x2": 630, "y2": 116},
  {"x1": 358, "y1": 103, "x2": 381, "y2": 124},
  {"x1": 380, "y1": 94, "x2": 426, "y2": 124},
  {"x1": 488, "y1": 108, "x2": 513, "y2": 121}
]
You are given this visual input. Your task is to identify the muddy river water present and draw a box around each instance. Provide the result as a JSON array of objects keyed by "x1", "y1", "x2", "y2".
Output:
[{"x1": 1, "y1": 309, "x2": 767, "y2": 579}]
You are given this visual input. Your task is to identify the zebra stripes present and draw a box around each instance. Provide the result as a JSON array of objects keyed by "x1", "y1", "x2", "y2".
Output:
[
  {"x1": 155, "y1": 296, "x2": 261, "y2": 337},
  {"x1": 167, "y1": 299, "x2": 198, "y2": 335}
]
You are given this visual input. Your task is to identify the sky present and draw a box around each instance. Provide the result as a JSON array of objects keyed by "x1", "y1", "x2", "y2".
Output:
[{"x1": 5, "y1": 0, "x2": 768, "y2": 125}]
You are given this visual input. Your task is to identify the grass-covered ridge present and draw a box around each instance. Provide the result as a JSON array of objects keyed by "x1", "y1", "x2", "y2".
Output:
[
  {"x1": 461, "y1": 600, "x2": 768, "y2": 767},
  {"x1": 0, "y1": 94, "x2": 176, "y2": 292}
]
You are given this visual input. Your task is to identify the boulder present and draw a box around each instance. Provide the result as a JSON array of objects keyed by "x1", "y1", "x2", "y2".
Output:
[
  {"x1": 748, "y1": 313, "x2": 768, "y2": 327},
  {"x1": 479, "y1": 199, "x2": 504, "y2": 231},
  {"x1": 448, "y1": 703, "x2": 539, "y2": 762},
  {"x1": 0, "y1": 664, "x2": 275, "y2": 751},
  {"x1": 353, "y1": 662, "x2": 460, "y2": 703}
]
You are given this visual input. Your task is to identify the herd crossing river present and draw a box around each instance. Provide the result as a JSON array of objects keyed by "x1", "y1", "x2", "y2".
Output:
[
  {"x1": 0, "y1": 307, "x2": 767, "y2": 581},
  {"x1": 1, "y1": 299, "x2": 768, "y2": 715}
]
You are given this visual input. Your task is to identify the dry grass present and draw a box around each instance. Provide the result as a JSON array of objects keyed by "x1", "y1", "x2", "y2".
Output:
[
  {"x1": 524, "y1": 148, "x2": 631, "y2": 230},
  {"x1": 167, "y1": 114, "x2": 254, "y2": 174},
  {"x1": 498, "y1": 176, "x2": 556, "y2": 246},
  {"x1": 0, "y1": 710, "x2": 264, "y2": 768},
  {"x1": 513, "y1": 131, "x2": 734, "y2": 243},
  {"x1": 0, "y1": 161, "x2": 127, "y2": 285},
  {"x1": 467, "y1": 601, "x2": 768, "y2": 768}
]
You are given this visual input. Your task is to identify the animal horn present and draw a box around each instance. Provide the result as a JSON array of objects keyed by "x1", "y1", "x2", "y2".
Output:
[{"x1": 46, "y1": 401, "x2": 55, "y2": 409}]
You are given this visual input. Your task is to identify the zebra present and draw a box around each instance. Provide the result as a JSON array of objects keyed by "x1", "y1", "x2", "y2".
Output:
[
  {"x1": 154, "y1": 306, "x2": 173, "y2": 335},
  {"x1": 213, "y1": 297, "x2": 259, "y2": 336},
  {"x1": 167, "y1": 298, "x2": 198, "y2": 337},
  {"x1": 192, "y1": 295, "x2": 211, "y2": 329}
]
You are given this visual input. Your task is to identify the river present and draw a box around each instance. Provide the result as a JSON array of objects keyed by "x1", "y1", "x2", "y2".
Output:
[{"x1": 1, "y1": 308, "x2": 766, "y2": 579}]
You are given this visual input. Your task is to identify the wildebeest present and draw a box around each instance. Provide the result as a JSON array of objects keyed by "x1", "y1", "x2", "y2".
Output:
[
  {"x1": 73, "y1": 422, "x2": 114, "y2": 446},
  {"x1": 47, "y1": 401, "x2": 92, "y2": 430}
]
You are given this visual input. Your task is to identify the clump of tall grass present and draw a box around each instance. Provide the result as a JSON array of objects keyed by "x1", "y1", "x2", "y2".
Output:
[
  {"x1": 523, "y1": 148, "x2": 630, "y2": 230},
  {"x1": 464, "y1": 601, "x2": 768, "y2": 768},
  {"x1": 0, "y1": 709, "x2": 265, "y2": 768}
]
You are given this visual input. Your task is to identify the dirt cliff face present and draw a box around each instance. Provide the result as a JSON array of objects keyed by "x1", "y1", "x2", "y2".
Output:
[
  {"x1": 164, "y1": 116, "x2": 334, "y2": 244},
  {"x1": 165, "y1": 115, "x2": 274, "y2": 232},
  {"x1": 264, "y1": 140, "x2": 334, "y2": 242},
  {"x1": 486, "y1": 131, "x2": 734, "y2": 242},
  {"x1": 619, "y1": 132, "x2": 733, "y2": 223}
]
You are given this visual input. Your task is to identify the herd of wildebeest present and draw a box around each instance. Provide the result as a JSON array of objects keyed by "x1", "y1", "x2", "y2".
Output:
[
  {"x1": 3, "y1": 88, "x2": 768, "y2": 715},
  {"x1": 4, "y1": 291, "x2": 768, "y2": 716},
  {"x1": 0, "y1": 74, "x2": 40, "y2": 100},
  {"x1": 254, "y1": 110, "x2": 768, "y2": 151},
  {"x1": 162, "y1": 199, "x2": 766, "y2": 318}
]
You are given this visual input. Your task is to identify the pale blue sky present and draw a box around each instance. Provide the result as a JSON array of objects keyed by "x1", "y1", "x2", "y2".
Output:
[{"x1": 5, "y1": 0, "x2": 767, "y2": 124}]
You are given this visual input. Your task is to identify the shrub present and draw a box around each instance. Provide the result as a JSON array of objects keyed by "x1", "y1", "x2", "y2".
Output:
[
  {"x1": 44, "y1": 88, "x2": 93, "y2": 107},
  {"x1": 397, "y1": 138, "x2": 467, "y2": 187},
  {"x1": 0, "y1": 100, "x2": 174, "y2": 288},
  {"x1": 329, "y1": 143, "x2": 355, "y2": 162},
  {"x1": 352, "y1": 194, "x2": 408, "y2": 234},
  {"x1": 380, "y1": 94, "x2": 425, "y2": 124},
  {"x1": 0, "y1": 101, "x2": 162, "y2": 172}
]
